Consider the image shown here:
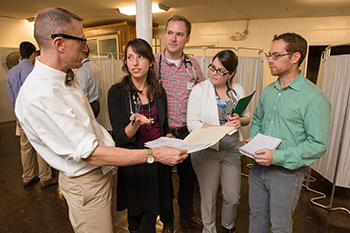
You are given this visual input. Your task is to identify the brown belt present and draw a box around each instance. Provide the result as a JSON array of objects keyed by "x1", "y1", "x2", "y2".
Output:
[{"x1": 170, "y1": 125, "x2": 188, "y2": 135}]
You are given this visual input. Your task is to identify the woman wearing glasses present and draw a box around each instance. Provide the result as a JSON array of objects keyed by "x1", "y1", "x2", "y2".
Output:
[
  {"x1": 187, "y1": 50, "x2": 250, "y2": 233},
  {"x1": 108, "y1": 38, "x2": 174, "y2": 233}
]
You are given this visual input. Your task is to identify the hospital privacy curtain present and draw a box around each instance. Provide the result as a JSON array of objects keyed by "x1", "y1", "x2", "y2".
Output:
[{"x1": 312, "y1": 52, "x2": 350, "y2": 189}]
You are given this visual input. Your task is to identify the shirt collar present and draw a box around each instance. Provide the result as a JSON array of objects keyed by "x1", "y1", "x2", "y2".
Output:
[
  {"x1": 35, "y1": 57, "x2": 67, "y2": 87},
  {"x1": 19, "y1": 59, "x2": 33, "y2": 66},
  {"x1": 274, "y1": 70, "x2": 305, "y2": 91},
  {"x1": 161, "y1": 48, "x2": 185, "y2": 65}
]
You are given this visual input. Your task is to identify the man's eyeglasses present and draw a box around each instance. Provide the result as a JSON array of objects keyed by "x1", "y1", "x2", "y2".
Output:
[
  {"x1": 51, "y1": 34, "x2": 87, "y2": 44},
  {"x1": 208, "y1": 64, "x2": 229, "y2": 76},
  {"x1": 265, "y1": 52, "x2": 293, "y2": 60}
]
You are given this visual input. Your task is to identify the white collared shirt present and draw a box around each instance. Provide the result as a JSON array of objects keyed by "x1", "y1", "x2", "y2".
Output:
[{"x1": 15, "y1": 58, "x2": 114, "y2": 177}]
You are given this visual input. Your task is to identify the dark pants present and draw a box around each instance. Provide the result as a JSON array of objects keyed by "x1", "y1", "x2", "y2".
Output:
[
  {"x1": 160, "y1": 130, "x2": 197, "y2": 227},
  {"x1": 90, "y1": 100, "x2": 100, "y2": 118},
  {"x1": 128, "y1": 211, "x2": 157, "y2": 233}
]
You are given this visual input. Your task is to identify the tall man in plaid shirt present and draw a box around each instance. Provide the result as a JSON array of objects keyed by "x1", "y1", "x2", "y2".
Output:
[{"x1": 154, "y1": 15, "x2": 205, "y2": 233}]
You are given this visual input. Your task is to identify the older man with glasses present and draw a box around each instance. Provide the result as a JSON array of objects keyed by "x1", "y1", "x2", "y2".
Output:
[{"x1": 15, "y1": 7, "x2": 188, "y2": 233}]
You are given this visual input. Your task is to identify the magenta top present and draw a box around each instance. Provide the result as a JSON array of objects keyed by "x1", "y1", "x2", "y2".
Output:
[{"x1": 138, "y1": 100, "x2": 161, "y2": 145}]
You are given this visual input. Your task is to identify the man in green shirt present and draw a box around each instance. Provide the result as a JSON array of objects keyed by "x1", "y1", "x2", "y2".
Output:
[{"x1": 247, "y1": 33, "x2": 331, "y2": 233}]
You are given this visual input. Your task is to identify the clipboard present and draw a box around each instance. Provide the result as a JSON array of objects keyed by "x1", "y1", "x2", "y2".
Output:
[{"x1": 232, "y1": 90, "x2": 256, "y2": 116}]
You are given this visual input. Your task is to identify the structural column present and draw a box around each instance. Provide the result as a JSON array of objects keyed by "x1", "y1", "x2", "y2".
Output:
[{"x1": 135, "y1": 0, "x2": 152, "y2": 45}]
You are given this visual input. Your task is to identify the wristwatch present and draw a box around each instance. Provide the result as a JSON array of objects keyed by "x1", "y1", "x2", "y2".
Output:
[{"x1": 146, "y1": 148, "x2": 155, "y2": 164}]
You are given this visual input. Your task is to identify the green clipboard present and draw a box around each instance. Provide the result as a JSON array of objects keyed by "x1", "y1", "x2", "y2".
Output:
[{"x1": 232, "y1": 90, "x2": 256, "y2": 116}]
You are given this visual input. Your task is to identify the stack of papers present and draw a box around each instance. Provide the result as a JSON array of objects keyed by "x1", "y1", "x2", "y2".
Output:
[
  {"x1": 144, "y1": 137, "x2": 210, "y2": 154},
  {"x1": 183, "y1": 126, "x2": 235, "y2": 146},
  {"x1": 144, "y1": 126, "x2": 235, "y2": 154},
  {"x1": 239, "y1": 133, "x2": 282, "y2": 159}
]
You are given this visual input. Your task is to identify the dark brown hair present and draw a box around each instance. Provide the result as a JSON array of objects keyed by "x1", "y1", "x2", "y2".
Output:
[
  {"x1": 121, "y1": 38, "x2": 162, "y2": 99},
  {"x1": 273, "y1": 33, "x2": 308, "y2": 66},
  {"x1": 19, "y1": 41, "x2": 36, "y2": 59},
  {"x1": 212, "y1": 50, "x2": 238, "y2": 79}
]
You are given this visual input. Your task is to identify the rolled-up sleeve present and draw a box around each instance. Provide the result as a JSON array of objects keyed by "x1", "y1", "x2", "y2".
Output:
[{"x1": 24, "y1": 96, "x2": 99, "y2": 163}]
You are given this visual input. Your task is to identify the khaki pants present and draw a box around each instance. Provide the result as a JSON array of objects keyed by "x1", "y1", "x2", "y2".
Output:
[
  {"x1": 59, "y1": 168, "x2": 113, "y2": 233},
  {"x1": 192, "y1": 148, "x2": 241, "y2": 233},
  {"x1": 17, "y1": 120, "x2": 52, "y2": 183}
]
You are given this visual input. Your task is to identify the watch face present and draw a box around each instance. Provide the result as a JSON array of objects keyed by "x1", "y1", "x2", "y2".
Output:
[{"x1": 147, "y1": 156, "x2": 155, "y2": 164}]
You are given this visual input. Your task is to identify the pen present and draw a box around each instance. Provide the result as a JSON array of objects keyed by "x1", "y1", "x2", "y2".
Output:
[{"x1": 132, "y1": 100, "x2": 142, "y2": 126}]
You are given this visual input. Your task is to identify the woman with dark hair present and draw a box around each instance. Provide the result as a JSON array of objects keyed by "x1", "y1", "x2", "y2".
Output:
[
  {"x1": 108, "y1": 38, "x2": 174, "y2": 233},
  {"x1": 187, "y1": 50, "x2": 251, "y2": 233}
]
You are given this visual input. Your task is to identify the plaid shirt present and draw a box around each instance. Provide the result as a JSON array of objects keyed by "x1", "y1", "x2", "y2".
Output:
[{"x1": 154, "y1": 50, "x2": 205, "y2": 128}]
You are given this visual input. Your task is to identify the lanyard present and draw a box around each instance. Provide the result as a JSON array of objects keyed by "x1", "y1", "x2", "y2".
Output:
[{"x1": 158, "y1": 54, "x2": 197, "y2": 83}]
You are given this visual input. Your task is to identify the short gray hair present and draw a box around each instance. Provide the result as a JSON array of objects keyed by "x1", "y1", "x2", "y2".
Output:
[{"x1": 34, "y1": 7, "x2": 83, "y2": 49}]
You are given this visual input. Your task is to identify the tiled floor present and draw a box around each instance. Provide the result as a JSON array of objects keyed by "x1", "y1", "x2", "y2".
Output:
[{"x1": 0, "y1": 121, "x2": 350, "y2": 233}]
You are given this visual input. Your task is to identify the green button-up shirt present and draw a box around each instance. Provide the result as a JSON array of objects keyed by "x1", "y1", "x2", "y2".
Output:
[{"x1": 249, "y1": 71, "x2": 331, "y2": 170}]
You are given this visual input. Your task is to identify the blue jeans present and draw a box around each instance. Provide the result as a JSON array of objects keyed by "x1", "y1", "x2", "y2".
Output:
[{"x1": 248, "y1": 162, "x2": 306, "y2": 233}]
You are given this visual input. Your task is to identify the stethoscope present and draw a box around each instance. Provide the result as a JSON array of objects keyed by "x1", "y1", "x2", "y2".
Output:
[
  {"x1": 158, "y1": 54, "x2": 197, "y2": 83},
  {"x1": 128, "y1": 90, "x2": 156, "y2": 126},
  {"x1": 215, "y1": 81, "x2": 237, "y2": 114}
]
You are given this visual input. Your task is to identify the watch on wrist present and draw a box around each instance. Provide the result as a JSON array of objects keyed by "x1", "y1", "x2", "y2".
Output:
[{"x1": 146, "y1": 148, "x2": 155, "y2": 164}]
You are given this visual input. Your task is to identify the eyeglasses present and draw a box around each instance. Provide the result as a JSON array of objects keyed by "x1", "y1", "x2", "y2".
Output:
[
  {"x1": 265, "y1": 52, "x2": 293, "y2": 60},
  {"x1": 208, "y1": 64, "x2": 229, "y2": 76},
  {"x1": 51, "y1": 34, "x2": 87, "y2": 44}
]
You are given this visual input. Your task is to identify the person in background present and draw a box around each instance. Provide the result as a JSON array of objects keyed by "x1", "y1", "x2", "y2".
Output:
[
  {"x1": 187, "y1": 50, "x2": 250, "y2": 233},
  {"x1": 154, "y1": 15, "x2": 205, "y2": 233},
  {"x1": 108, "y1": 38, "x2": 175, "y2": 233},
  {"x1": 6, "y1": 41, "x2": 57, "y2": 189},
  {"x1": 15, "y1": 8, "x2": 188, "y2": 233},
  {"x1": 76, "y1": 44, "x2": 102, "y2": 117},
  {"x1": 247, "y1": 32, "x2": 331, "y2": 233}
]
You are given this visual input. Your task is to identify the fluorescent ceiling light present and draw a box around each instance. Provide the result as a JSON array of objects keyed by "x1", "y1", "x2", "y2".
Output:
[{"x1": 118, "y1": 3, "x2": 170, "y2": 15}]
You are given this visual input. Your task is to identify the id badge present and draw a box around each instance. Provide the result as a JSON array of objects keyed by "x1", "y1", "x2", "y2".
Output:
[
  {"x1": 217, "y1": 99, "x2": 226, "y2": 107},
  {"x1": 187, "y1": 81, "x2": 195, "y2": 90}
]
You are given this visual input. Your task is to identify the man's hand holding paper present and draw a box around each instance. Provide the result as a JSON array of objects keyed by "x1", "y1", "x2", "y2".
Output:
[
  {"x1": 240, "y1": 133, "x2": 282, "y2": 164},
  {"x1": 253, "y1": 148, "x2": 274, "y2": 166},
  {"x1": 153, "y1": 146, "x2": 188, "y2": 166}
]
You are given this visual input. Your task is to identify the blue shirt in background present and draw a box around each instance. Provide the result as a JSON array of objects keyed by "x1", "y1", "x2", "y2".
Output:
[{"x1": 6, "y1": 60, "x2": 34, "y2": 108}]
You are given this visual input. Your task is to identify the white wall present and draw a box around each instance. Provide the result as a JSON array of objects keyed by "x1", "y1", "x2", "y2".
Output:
[
  {"x1": 0, "y1": 17, "x2": 35, "y2": 123},
  {"x1": 1, "y1": 15, "x2": 350, "y2": 123},
  {"x1": 156, "y1": 16, "x2": 350, "y2": 87}
]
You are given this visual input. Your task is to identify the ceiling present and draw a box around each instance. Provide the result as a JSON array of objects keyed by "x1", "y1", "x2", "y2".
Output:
[{"x1": 1, "y1": 0, "x2": 350, "y2": 28}]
